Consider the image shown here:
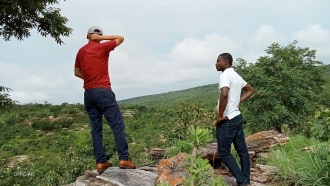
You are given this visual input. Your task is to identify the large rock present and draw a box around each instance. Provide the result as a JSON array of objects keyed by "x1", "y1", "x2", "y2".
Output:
[
  {"x1": 245, "y1": 130, "x2": 289, "y2": 152},
  {"x1": 156, "y1": 153, "x2": 188, "y2": 186},
  {"x1": 67, "y1": 168, "x2": 158, "y2": 186},
  {"x1": 98, "y1": 168, "x2": 158, "y2": 186},
  {"x1": 67, "y1": 130, "x2": 288, "y2": 186},
  {"x1": 198, "y1": 130, "x2": 289, "y2": 160}
]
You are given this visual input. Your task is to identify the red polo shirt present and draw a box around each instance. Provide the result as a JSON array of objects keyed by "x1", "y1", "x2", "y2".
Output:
[{"x1": 75, "y1": 40, "x2": 117, "y2": 90}]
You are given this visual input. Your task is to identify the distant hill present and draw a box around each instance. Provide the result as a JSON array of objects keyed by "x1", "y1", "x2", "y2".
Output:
[
  {"x1": 119, "y1": 64, "x2": 330, "y2": 108},
  {"x1": 119, "y1": 84, "x2": 219, "y2": 108}
]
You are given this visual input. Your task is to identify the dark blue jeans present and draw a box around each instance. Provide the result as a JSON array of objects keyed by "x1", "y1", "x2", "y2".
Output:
[
  {"x1": 84, "y1": 88, "x2": 129, "y2": 163},
  {"x1": 216, "y1": 114, "x2": 250, "y2": 185}
]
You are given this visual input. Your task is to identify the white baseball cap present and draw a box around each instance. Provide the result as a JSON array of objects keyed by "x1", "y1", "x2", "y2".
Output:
[{"x1": 87, "y1": 26, "x2": 103, "y2": 35}]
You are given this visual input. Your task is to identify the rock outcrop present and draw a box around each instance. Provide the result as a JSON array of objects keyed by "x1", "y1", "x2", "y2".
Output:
[
  {"x1": 67, "y1": 130, "x2": 288, "y2": 186},
  {"x1": 246, "y1": 130, "x2": 289, "y2": 152}
]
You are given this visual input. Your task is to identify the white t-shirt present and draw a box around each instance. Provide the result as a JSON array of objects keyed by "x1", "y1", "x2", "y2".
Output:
[{"x1": 218, "y1": 68, "x2": 247, "y2": 119}]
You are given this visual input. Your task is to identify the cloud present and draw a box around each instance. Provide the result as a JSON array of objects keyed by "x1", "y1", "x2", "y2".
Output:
[
  {"x1": 251, "y1": 25, "x2": 284, "y2": 48},
  {"x1": 293, "y1": 24, "x2": 330, "y2": 62},
  {"x1": 294, "y1": 24, "x2": 330, "y2": 45},
  {"x1": 109, "y1": 34, "x2": 225, "y2": 98},
  {"x1": 0, "y1": 61, "x2": 79, "y2": 104},
  {"x1": 1, "y1": 0, "x2": 329, "y2": 104}
]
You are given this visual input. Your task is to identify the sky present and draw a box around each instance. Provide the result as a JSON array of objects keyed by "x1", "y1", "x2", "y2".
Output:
[{"x1": 1, "y1": 0, "x2": 330, "y2": 105}]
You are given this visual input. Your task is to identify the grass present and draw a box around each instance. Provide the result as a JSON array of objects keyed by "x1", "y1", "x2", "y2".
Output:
[{"x1": 267, "y1": 135, "x2": 330, "y2": 186}]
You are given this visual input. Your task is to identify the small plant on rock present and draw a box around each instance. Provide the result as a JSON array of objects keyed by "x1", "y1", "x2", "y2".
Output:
[{"x1": 184, "y1": 126, "x2": 226, "y2": 186}]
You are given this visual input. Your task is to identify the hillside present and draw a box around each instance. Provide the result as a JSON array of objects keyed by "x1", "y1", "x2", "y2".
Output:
[
  {"x1": 1, "y1": 65, "x2": 329, "y2": 185},
  {"x1": 120, "y1": 64, "x2": 330, "y2": 108},
  {"x1": 119, "y1": 83, "x2": 219, "y2": 108}
]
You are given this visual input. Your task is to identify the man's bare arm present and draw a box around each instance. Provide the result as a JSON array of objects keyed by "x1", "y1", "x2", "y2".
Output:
[
  {"x1": 74, "y1": 67, "x2": 84, "y2": 79},
  {"x1": 215, "y1": 86, "x2": 229, "y2": 126},
  {"x1": 218, "y1": 86, "x2": 229, "y2": 118},
  {"x1": 90, "y1": 34, "x2": 124, "y2": 46},
  {"x1": 240, "y1": 83, "x2": 254, "y2": 103}
]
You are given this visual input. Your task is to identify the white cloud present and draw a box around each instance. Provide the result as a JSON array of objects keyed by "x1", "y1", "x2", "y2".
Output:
[
  {"x1": 294, "y1": 24, "x2": 330, "y2": 45},
  {"x1": 251, "y1": 25, "x2": 284, "y2": 48},
  {"x1": 1, "y1": 0, "x2": 330, "y2": 104},
  {"x1": 293, "y1": 24, "x2": 330, "y2": 62}
]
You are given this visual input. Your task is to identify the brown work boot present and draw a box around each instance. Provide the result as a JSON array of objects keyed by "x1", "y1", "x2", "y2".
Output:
[
  {"x1": 119, "y1": 159, "x2": 136, "y2": 169},
  {"x1": 96, "y1": 161, "x2": 112, "y2": 174}
]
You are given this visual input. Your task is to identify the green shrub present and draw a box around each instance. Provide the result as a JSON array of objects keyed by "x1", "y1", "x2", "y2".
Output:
[
  {"x1": 127, "y1": 141, "x2": 150, "y2": 167},
  {"x1": 308, "y1": 108, "x2": 330, "y2": 142},
  {"x1": 164, "y1": 141, "x2": 193, "y2": 158},
  {"x1": 53, "y1": 117, "x2": 74, "y2": 128},
  {"x1": 31, "y1": 119, "x2": 56, "y2": 131},
  {"x1": 185, "y1": 155, "x2": 226, "y2": 186},
  {"x1": 161, "y1": 103, "x2": 214, "y2": 140},
  {"x1": 5, "y1": 114, "x2": 25, "y2": 125},
  {"x1": 0, "y1": 146, "x2": 94, "y2": 185},
  {"x1": 268, "y1": 136, "x2": 330, "y2": 186},
  {"x1": 184, "y1": 126, "x2": 226, "y2": 186}
]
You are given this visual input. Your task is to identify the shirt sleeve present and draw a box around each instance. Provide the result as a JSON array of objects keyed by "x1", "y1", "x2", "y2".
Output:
[
  {"x1": 101, "y1": 40, "x2": 117, "y2": 53},
  {"x1": 219, "y1": 72, "x2": 230, "y2": 89},
  {"x1": 238, "y1": 75, "x2": 247, "y2": 88}
]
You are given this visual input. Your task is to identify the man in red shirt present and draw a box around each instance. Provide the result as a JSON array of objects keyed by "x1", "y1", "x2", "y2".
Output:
[{"x1": 75, "y1": 26, "x2": 136, "y2": 174}]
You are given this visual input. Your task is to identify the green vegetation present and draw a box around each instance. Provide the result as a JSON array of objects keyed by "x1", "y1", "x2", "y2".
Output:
[
  {"x1": 308, "y1": 108, "x2": 330, "y2": 142},
  {"x1": 119, "y1": 84, "x2": 219, "y2": 109},
  {"x1": 0, "y1": 0, "x2": 72, "y2": 44},
  {"x1": 0, "y1": 86, "x2": 16, "y2": 113},
  {"x1": 0, "y1": 42, "x2": 329, "y2": 185},
  {"x1": 184, "y1": 126, "x2": 225, "y2": 186},
  {"x1": 235, "y1": 41, "x2": 326, "y2": 133},
  {"x1": 268, "y1": 136, "x2": 329, "y2": 186}
]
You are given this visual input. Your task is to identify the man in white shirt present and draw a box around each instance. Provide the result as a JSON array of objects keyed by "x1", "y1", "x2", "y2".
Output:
[{"x1": 215, "y1": 53, "x2": 255, "y2": 186}]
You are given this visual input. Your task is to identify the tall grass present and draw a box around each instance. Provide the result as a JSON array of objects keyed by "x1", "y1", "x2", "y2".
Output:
[{"x1": 267, "y1": 135, "x2": 329, "y2": 186}]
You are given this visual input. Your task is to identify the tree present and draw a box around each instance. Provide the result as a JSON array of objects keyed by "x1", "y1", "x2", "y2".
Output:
[
  {"x1": 237, "y1": 41, "x2": 326, "y2": 133},
  {"x1": 0, "y1": 0, "x2": 72, "y2": 44},
  {"x1": 318, "y1": 65, "x2": 330, "y2": 107},
  {"x1": 0, "y1": 0, "x2": 72, "y2": 107},
  {"x1": 0, "y1": 86, "x2": 16, "y2": 113}
]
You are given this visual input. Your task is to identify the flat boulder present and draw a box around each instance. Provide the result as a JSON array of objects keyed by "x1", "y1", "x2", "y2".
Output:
[
  {"x1": 68, "y1": 168, "x2": 158, "y2": 186},
  {"x1": 245, "y1": 130, "x2": 289, "y2": 152}
]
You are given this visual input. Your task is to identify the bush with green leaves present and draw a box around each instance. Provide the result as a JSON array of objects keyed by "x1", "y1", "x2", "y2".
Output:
[
  {"x1": 0, "y1": 86, "x2": 16, "y2": 113},
  {"x1": 0, "y1": 146, "x2": 93, "y2": 185},
  {"x1": 187, "y1": 125, "x2": 213, "y2": 148},
  {"x1": 308, "y1": 108, "x2": 330, "y2": 142},
  {"x1": 31, "y1": 119, "x2": 56, "y2": 131},
  {"x1": 161, "y1": 125, "x2": 224, "y2": 185},
  {"x1": 165, "y1": 140, "x2": 193, "y2": 158},
  {"x1": 4, "y1": 114, "x2": 25, "y2": 125},
  {"x1": 185, "y1": 155, "x2": 226, "y2": 186},
  {"x1": 53, "y1": 117, "x2": 74, "y2": 128},
  {"x1": 184, "y1": 126, "x2": 226, "y2": 186},
  {"x1": 236, "y1": 41, "x2": 326, "y2": 133},
  {"x1": 161, "y1": 103, "x2": 214, "y2": 140}
]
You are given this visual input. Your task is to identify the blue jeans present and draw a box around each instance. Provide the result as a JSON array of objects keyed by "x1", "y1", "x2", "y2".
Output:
[
  {"x1": 216, "y1": 114, "x2": 250, "y2": 185},
  {"x1": 84, "y1": 88, "x2": 129, "y2": 163}
]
